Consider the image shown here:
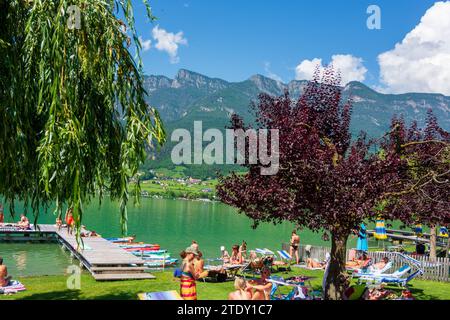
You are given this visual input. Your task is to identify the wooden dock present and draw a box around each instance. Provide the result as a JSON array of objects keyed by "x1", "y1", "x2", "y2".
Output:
[
  {"x1": 367, "y1": 229, "x2": 448, "y2": 248},
  {"x1": 0, "y1": 224, "x2": 155, "y2": 281}
]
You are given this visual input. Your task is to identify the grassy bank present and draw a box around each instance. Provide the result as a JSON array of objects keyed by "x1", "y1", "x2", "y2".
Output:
[
  {"x1": 2, "y1": 268, "x2": 450, "y2": 300},
  {"x1": 138, "y1": 178, "x2": 217, "y2": 200}
]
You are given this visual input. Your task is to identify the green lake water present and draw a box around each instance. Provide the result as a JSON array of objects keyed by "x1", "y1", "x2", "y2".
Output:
[{"x1": 1, "y1": 198, "x2": 361, "y2": 276}]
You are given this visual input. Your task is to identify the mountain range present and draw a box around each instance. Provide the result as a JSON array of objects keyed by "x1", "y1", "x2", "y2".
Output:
[{"x1": 142, "y1": 69, "x2": 450, "y2": 178}]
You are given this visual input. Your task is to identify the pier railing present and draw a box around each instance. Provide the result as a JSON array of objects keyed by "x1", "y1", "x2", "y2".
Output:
[{"x1": 281, "y1": 243, "x2": 450, "y2": 282}]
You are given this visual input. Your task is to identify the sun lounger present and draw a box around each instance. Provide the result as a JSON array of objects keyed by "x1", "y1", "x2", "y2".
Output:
[
  {"x1": 352, "y1": 261, "x2": 393, "y2": 278},
  {"x1": 273, "y1": 250, "x2": 292, "y2": 271},
  {"x1": 203, "y1": 264, "x2": 246, "y2": 281},
  {"x1": 255, "y1": 248, "x2": 276, "y2": 256},
  {"x1": 358, "y1": 265, "x2": 412, "y2": 285},
  {"x1": 138, "y1": 290, "x2": 183, "y2": 300},
  {"x1": 268, "y1": 276, "x2": 320, "y2": 300},
  {"x1": 375, "y1": 269, "x2": 423, "y2": 287}
]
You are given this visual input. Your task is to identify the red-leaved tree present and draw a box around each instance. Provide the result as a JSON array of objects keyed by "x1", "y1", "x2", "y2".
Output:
[
  {"x1": 217, "y1": 68, "x2": 449, "y2": 299},
  {"x1": 383, "y1": 111, "x2": 450, "y2": 260}
]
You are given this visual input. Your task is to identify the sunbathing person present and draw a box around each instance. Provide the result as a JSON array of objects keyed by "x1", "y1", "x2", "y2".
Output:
[
  {"x1": 228, "y1": 277, "x2": 252, "y2": 300},
  {"x1": 194, "y1": 251, "x2": 209, "y2": 279},
  {"x1": 306, "y1": 258, "x2": 327, "y2": 269},
  {"x1": 346, "y1": 252, "x2": 371, "y2": 269},
  {"x1": 0, "y1": 257, "x2": 12, "y2": 287},
  {"x1": 221, "y1": 246, "x2": 231, "y2": 264},
  {"x1": 370, "y1": 257, "x2": 389, "y2": 271},
  {"x1": 230, "y1": 245, "x2": 243, "y2": 265},
  {"x1": 364, "y1": 283, "x2": 392, "y2": 300},
  {"x1": 247, "y1": 267, "x2": 273, "y2": 300},
  {"x1": 17, "y1": 214, "x2": 30, "y2": 230}
]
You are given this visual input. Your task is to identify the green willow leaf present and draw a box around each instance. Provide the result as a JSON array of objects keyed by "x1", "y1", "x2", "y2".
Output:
[{"x1": 0, "y1": 0, "x2": 165, "y2": 239}]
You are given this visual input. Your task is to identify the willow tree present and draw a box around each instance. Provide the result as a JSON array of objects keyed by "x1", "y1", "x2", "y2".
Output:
[{"x1": 0, "y1": 0, "x2": 165, "y2": 236}]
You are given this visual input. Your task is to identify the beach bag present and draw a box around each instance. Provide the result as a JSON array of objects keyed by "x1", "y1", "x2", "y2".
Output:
[{"x1": 173, "y1": 268, "x2": 182, "y2": 278}]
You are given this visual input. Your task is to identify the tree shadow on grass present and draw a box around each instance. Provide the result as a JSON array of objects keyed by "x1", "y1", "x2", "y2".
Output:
[{"x1": 16, "y1": 290, "x2": 141, "y2": 300}]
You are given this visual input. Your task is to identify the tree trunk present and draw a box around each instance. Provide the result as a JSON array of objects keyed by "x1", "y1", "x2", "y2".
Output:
[
  {"x1": 445, "y1": 236, "x2": 449, "y2": 259},
  {"x1": 323, "y1": 233, "x2": 348, "y2": 300},
  {"x1": 429, "y1": 225, "x2": 437, "y2": 262}
]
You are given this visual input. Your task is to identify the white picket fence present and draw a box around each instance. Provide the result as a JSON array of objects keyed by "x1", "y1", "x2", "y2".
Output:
[{"x1": 282, "y1": 243, "x2": 450, "y2": 282}]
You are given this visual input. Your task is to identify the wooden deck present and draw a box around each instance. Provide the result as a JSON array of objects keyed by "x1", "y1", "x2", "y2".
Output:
[
  {"x1": 367, "y1": 229, "x2": 447, "y2": 247},
  {"x1": 0, "y1": 224, "x2": 155, "y2": 281}
]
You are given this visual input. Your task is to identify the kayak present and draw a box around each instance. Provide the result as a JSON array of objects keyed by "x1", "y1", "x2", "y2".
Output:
[
  {"x1": 120, "y1": 244, "x2": 160, "y2": 249},
  {"x1": 106, "y1": 237, "x2": 134, "y2": 243},
  {"x1": 131, "y1": 250, "x2": 168, "y2": 256},
  {"x1": 144, "y1": 258, "x2": 178, "y2": 268},
  {"x1": 141, "y1": 255, "x2": 173, "y2": 261},
  {"x1": 124, "y1": 246, "x2": 161, "y2": 252}
]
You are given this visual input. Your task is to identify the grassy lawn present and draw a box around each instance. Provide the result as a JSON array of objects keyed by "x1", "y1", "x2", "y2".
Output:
[
  {"x1": 139, "y1": 179, "x2": 217, "y2": 200},
  {"x1": 2, "y1": 267, "x2": 449, "y2": 300}
]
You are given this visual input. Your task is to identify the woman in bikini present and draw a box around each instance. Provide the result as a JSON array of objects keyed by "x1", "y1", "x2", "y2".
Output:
[
  {"x1": 230, "y1": 245, "x2": 243, "y2": 265},
  {"x1": 239, "y1": 241, "x2": 247, "y2": 260},
  {"x1": 65, "y1": 208, "x2": 74, "y2": 235},
  {"x1": 180, "y1": 246, "x2": 199, "y2": 300},
  {"x1": 289, "y1": 230, "x2": 300, "y2": 264},
  {"x1": 193, "y1": 251, "x2": 210, "y2": 279},
  {"x1": 247, "y1": 267, "x2": 273, "y2": 300},
  {"x1": 228, "y1": 277, "x2": 252, "y2": 300}
]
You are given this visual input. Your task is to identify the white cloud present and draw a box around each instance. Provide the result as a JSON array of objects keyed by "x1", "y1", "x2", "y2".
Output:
[
  {"x1": 264, "y1": 62, "x2": 283, "y2": 82},
  {"x1": 295, "y1": 58, "x2": 323, "y2": 81},
  {"x1": 378, "y1": 1, "x2": 450, "y2": 95},
  {"x1": 152, "y1": 25, "x2": 188, "y2": 64},
  {"x1": 295, "y1": 55, "x2": 367, "y2": 85},
  {"x1": 138, "y1": 36, "x2": 152, "y2": 52}
]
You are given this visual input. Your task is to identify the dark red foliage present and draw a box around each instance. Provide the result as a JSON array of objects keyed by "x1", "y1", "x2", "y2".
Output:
[
  {"x1": 383, "y1": 111, "x2": 450, "y2": 227},
  {"x1": 217, "y1": 67, "x2": 449, "y2": 299},
  {"x1": 217, "y1": 68, "x2": 404, "y2": 238}
]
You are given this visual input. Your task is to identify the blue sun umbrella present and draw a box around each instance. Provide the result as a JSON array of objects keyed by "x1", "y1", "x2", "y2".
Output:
[
  {"x1": 374, "y1": 219, "x2": 387, "y2": 240},
  {"x1": 414, "y1": 224, "x2": 423, "y2": 236},
  {"x1": 356, "y1": 223, "x2": 368, "y2": 252},
  {"x1": 439, "y1": 226, "x2": 448, "y2": 238}
]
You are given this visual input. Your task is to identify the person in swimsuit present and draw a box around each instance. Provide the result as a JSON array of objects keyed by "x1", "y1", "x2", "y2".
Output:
[
  {"x1": 221, "y1": 246, "x2": 231, "y2": 264},
  {"x1": 228, "y1": 277, "x2": 252, "y2": 300},
  {"x1": 230, "y1": 245, "x2": 243, "y2": 265},
  {"x1": 239, "y1": 241, "x2": 247, "y2": 260},
  {"x1": 289, "y1": 230, "x2": 300, "y2": 264},
  {"x1": 180, "y1": 246, "x2": 199, "y2": 300},
  {"x1": 247, "y1": 267, "x2": 273, "y2": 300},
  {"x1": 17, "y1": 214, "x2": 30, "y2": 230},
  {"x1": 0, "y1": 203, "x2": 4, "y2": 224},
  {"x1": 194, "y1": 251, "x2": 209, "y2": 279},
  {"x1": 55, "y1": 216, "x2": 63, "y2": 231},
  {"x1": 306, "y1": 258, "x2": 327, "y2": 269},
  {"x1": 65, "y1": 208, "x2": 74, "y2": 235},
  {"x1": 0, "y1": 257, "x2": 12, "y2": 287}
]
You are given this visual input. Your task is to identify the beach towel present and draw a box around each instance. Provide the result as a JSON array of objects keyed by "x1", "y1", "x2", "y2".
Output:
[
  {"x1": 138, "y1": 290, "x2": 182, "y2": 300},
  {"x1": 180, "y1": 271, "x2": 197, "y2": 300},
  {"x1": 0, "y1": 280, "x2": 26, "y2": 295},
  {"x1": 356, "y1": 223, "x2": 368, "y2": 252}
]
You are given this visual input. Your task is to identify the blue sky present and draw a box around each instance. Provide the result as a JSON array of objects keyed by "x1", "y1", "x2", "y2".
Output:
[{"x1": 131, "y1": 0, "x2": 450, "y2": 95}]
